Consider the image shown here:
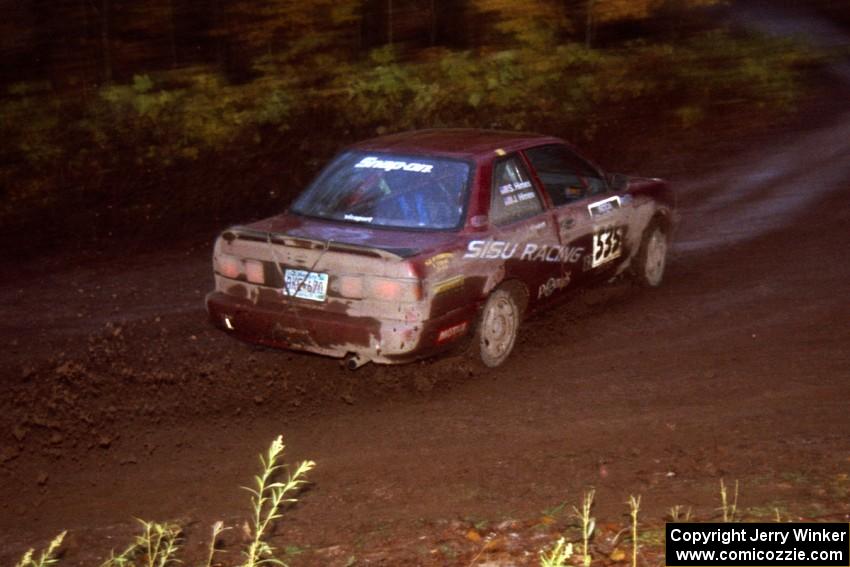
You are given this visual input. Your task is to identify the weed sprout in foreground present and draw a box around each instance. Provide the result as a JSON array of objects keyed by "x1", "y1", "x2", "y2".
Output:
[{"x1": 16, "y1": 435, "x2": 314, "y2": 567}]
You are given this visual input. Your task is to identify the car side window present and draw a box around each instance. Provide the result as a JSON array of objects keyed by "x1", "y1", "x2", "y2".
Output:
[
  {"x1": 489, "y1": 156, "x2": 544, "y2": 226},
  {"x1": 525, "y1": 144, "x2": 607, "y2": 205}
]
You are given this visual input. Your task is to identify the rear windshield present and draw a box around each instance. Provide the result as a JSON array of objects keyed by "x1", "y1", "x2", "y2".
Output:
[{"x1": 290, "y1": 152, "x2": 471, "y2": 230}]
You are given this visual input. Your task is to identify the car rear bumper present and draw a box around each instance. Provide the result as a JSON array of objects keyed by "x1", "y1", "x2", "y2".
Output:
[{"x1": 205, "y1": 291, "x2": 476, "y2": 364}]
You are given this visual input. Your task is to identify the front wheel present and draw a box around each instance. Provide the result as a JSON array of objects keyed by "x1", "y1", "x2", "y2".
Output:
[
  {"x1": 634, "y1": 224, "x2": 668, "y2": 287},
  {"x1": 476, "y1": 288, "x2": 520, "y2": 368}
]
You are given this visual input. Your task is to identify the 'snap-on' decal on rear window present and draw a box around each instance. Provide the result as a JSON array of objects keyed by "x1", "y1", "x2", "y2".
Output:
[{"x1": 354, "y1": 156, "x2": 434, "y2": 173}]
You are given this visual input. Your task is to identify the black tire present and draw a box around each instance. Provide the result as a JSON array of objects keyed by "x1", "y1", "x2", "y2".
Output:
[
  {"x1": 634, "y1": 223, "x2": 668, "y2": 287},
  {"x1": 475, "y1": 287, "x2": 521, "y2": 368}
]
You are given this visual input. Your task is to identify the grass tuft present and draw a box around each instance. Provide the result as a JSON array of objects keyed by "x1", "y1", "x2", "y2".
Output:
[
  {"x1": 573, "y1": 489, "x2": 596, "y2": 567},
  {"x1": 241, "y1": 435, "x2": 316, "y2": 567},
  {"x1": 539, "y1": 537, "x2": 573, "y2": 567},
  {"x1": 628, "y1": 495, "x2": 641, "y2": 567},
  {"x1": 15, "y1": 531, "x2": 66, "y2": 567},
  {"x1": 669, "y1": 505, "x2": 692, "y2": 523},
  {"x1": 23, "y1": 435, "x2": 314, "y2": 567},
  {"x1": 719, "y1": 479, "x2": 739, "y2": 523},
  {"x1": 205, "y1": 521, "x2": 229, "y2": 567},
  {"x1": 100, "y1": 520, "x2": 181, "y2": 567}
]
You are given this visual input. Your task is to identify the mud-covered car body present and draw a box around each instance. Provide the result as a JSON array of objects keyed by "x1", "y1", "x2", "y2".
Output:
[{"x1": 206, "y1": 129, "x2": 675, "y2": 367}]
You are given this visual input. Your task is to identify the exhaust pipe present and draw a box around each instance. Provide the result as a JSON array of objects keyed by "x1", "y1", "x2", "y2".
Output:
[{"x1": 344, "y1": 353, "x2": 370, "y2": 371}]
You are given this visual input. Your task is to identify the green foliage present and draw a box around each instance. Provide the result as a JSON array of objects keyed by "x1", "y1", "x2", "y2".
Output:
[
  {"x1": 0, "y1": 19, "x2": 819, "y2": 258},
  {"x1": 335, "y1": 46, "x2": 426, "y2": 130},
  {"x1": 328, "y1": 29, "x2": 811, "y2": 137},
  {"x1": 91, "y1": 70, "x2": 255, "y2": 165},
  {"x1": 0, "y1": 83, "x2": 65, "y2": 169},
  {"x1": 0, "y1": 30, "x2": 813, "y2": 169},
  {"x1": 333, "y1": 43, "x2": 612, "y2": 133},
  {"x1": 254, "y1": 87, "x2": 294, "y2": 129}
]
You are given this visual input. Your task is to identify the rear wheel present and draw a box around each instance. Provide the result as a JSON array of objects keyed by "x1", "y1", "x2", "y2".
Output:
[
  {"x1": 476, "y1": 288, "x2": 520, "y2": 368},
  {"x1": 635, "y1": 224, "x2": 668, "y2": 287}
]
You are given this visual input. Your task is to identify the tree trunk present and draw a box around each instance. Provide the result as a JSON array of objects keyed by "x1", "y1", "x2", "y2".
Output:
[
  {"x1": 167, "y1": 0, "x2": 178, "y2": 67},
  {"x1": 100, "y1": 0, "x2": 112, "y2": 82},
  {"x1": 429, "y1": 0, "x2": 437, "y2": 46},
  {"x1": 585, "y1": 0, "x2": 595, "y2": 49},
  {"x1": 211, "y1": 0, "x2": 225, "y2": 71},
  {"x1": 387, "y1": 0, "x2": 393, "y2": 46}
]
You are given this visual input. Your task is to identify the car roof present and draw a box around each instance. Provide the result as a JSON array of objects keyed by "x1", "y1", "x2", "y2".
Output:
[{"x1": 349, "y1": 128, "x2": 565, "y2": 160}]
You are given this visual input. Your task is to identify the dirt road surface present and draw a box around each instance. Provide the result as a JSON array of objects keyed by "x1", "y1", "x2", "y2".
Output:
[{"x1": 1, "y1": 93, "x2": 849, "y2": 565}]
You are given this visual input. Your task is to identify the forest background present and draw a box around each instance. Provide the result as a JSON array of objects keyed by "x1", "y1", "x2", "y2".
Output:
[{"x1": 2, "y1": 0, "x2": 844, "y2": 259}]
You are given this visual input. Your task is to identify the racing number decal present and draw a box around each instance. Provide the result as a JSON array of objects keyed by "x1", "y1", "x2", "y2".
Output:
[{"x1": 592, "y1": 226, "x2": 624, "y2": 268}]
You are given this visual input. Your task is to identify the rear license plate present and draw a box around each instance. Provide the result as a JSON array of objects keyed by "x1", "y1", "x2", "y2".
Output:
[{"x1": 282, "y1": 269, "x2": 328, "y2": 302}]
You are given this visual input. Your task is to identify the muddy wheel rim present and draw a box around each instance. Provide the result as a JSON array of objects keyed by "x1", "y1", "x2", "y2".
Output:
[
  {"x1": 645, "y1": 229, "x2": 667, "y2": 286},
  {"x1": 481, "y1": 295, "x2": 517, "y2": 361}
]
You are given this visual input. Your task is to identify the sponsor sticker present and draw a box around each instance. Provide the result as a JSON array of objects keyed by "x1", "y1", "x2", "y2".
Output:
[
  {"x1": 437, "y1": 321, "x2": 469, "y2": 343},
  {"x1": 464, "y1": 239, "x2": 583, "y2": 264},
  {"x1": 354, "y1": 156, "x2": 434, "y2": 173},
  {"x1": 344, "y1": 213, "x2": 373, "y2": 223},
  {"x1": 432, "y1": 275, "x2": 465, "y2": 295},
  {"x1": 538, "y1": 273, "x2": 571, "y2": 298},
  {"x1": 588, "y1": 196, "x2": 621, "y2": 217},
  {"x1": 425, "y1": 252, "x2": 453, "y2": 273}
]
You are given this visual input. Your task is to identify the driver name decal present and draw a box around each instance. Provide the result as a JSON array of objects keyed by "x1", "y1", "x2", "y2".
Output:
[{"x1": 498, "y1": 180, "x2": 537, "y2": 207}]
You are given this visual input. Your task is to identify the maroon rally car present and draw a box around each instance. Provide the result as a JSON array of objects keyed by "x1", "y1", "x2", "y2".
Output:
[{"x1": 206, "y1": 129, "x2": 675, "y2": 369}]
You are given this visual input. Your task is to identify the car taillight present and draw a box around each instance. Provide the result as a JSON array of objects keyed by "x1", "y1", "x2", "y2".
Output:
[
  {"x1": 244, "y1": 260, "x2": 265, "y2": 284},
  {"x1": 366, "y1": 277, "x2": 422, "y2": 302},
  {"x1": 217, "y1": 254, "x2": 241, "y2": 279}
]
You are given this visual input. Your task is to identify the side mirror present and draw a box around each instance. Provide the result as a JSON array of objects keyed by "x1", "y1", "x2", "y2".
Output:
[{"x1": 608, "y1": 173, "x2": 629, "y2": 192}]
